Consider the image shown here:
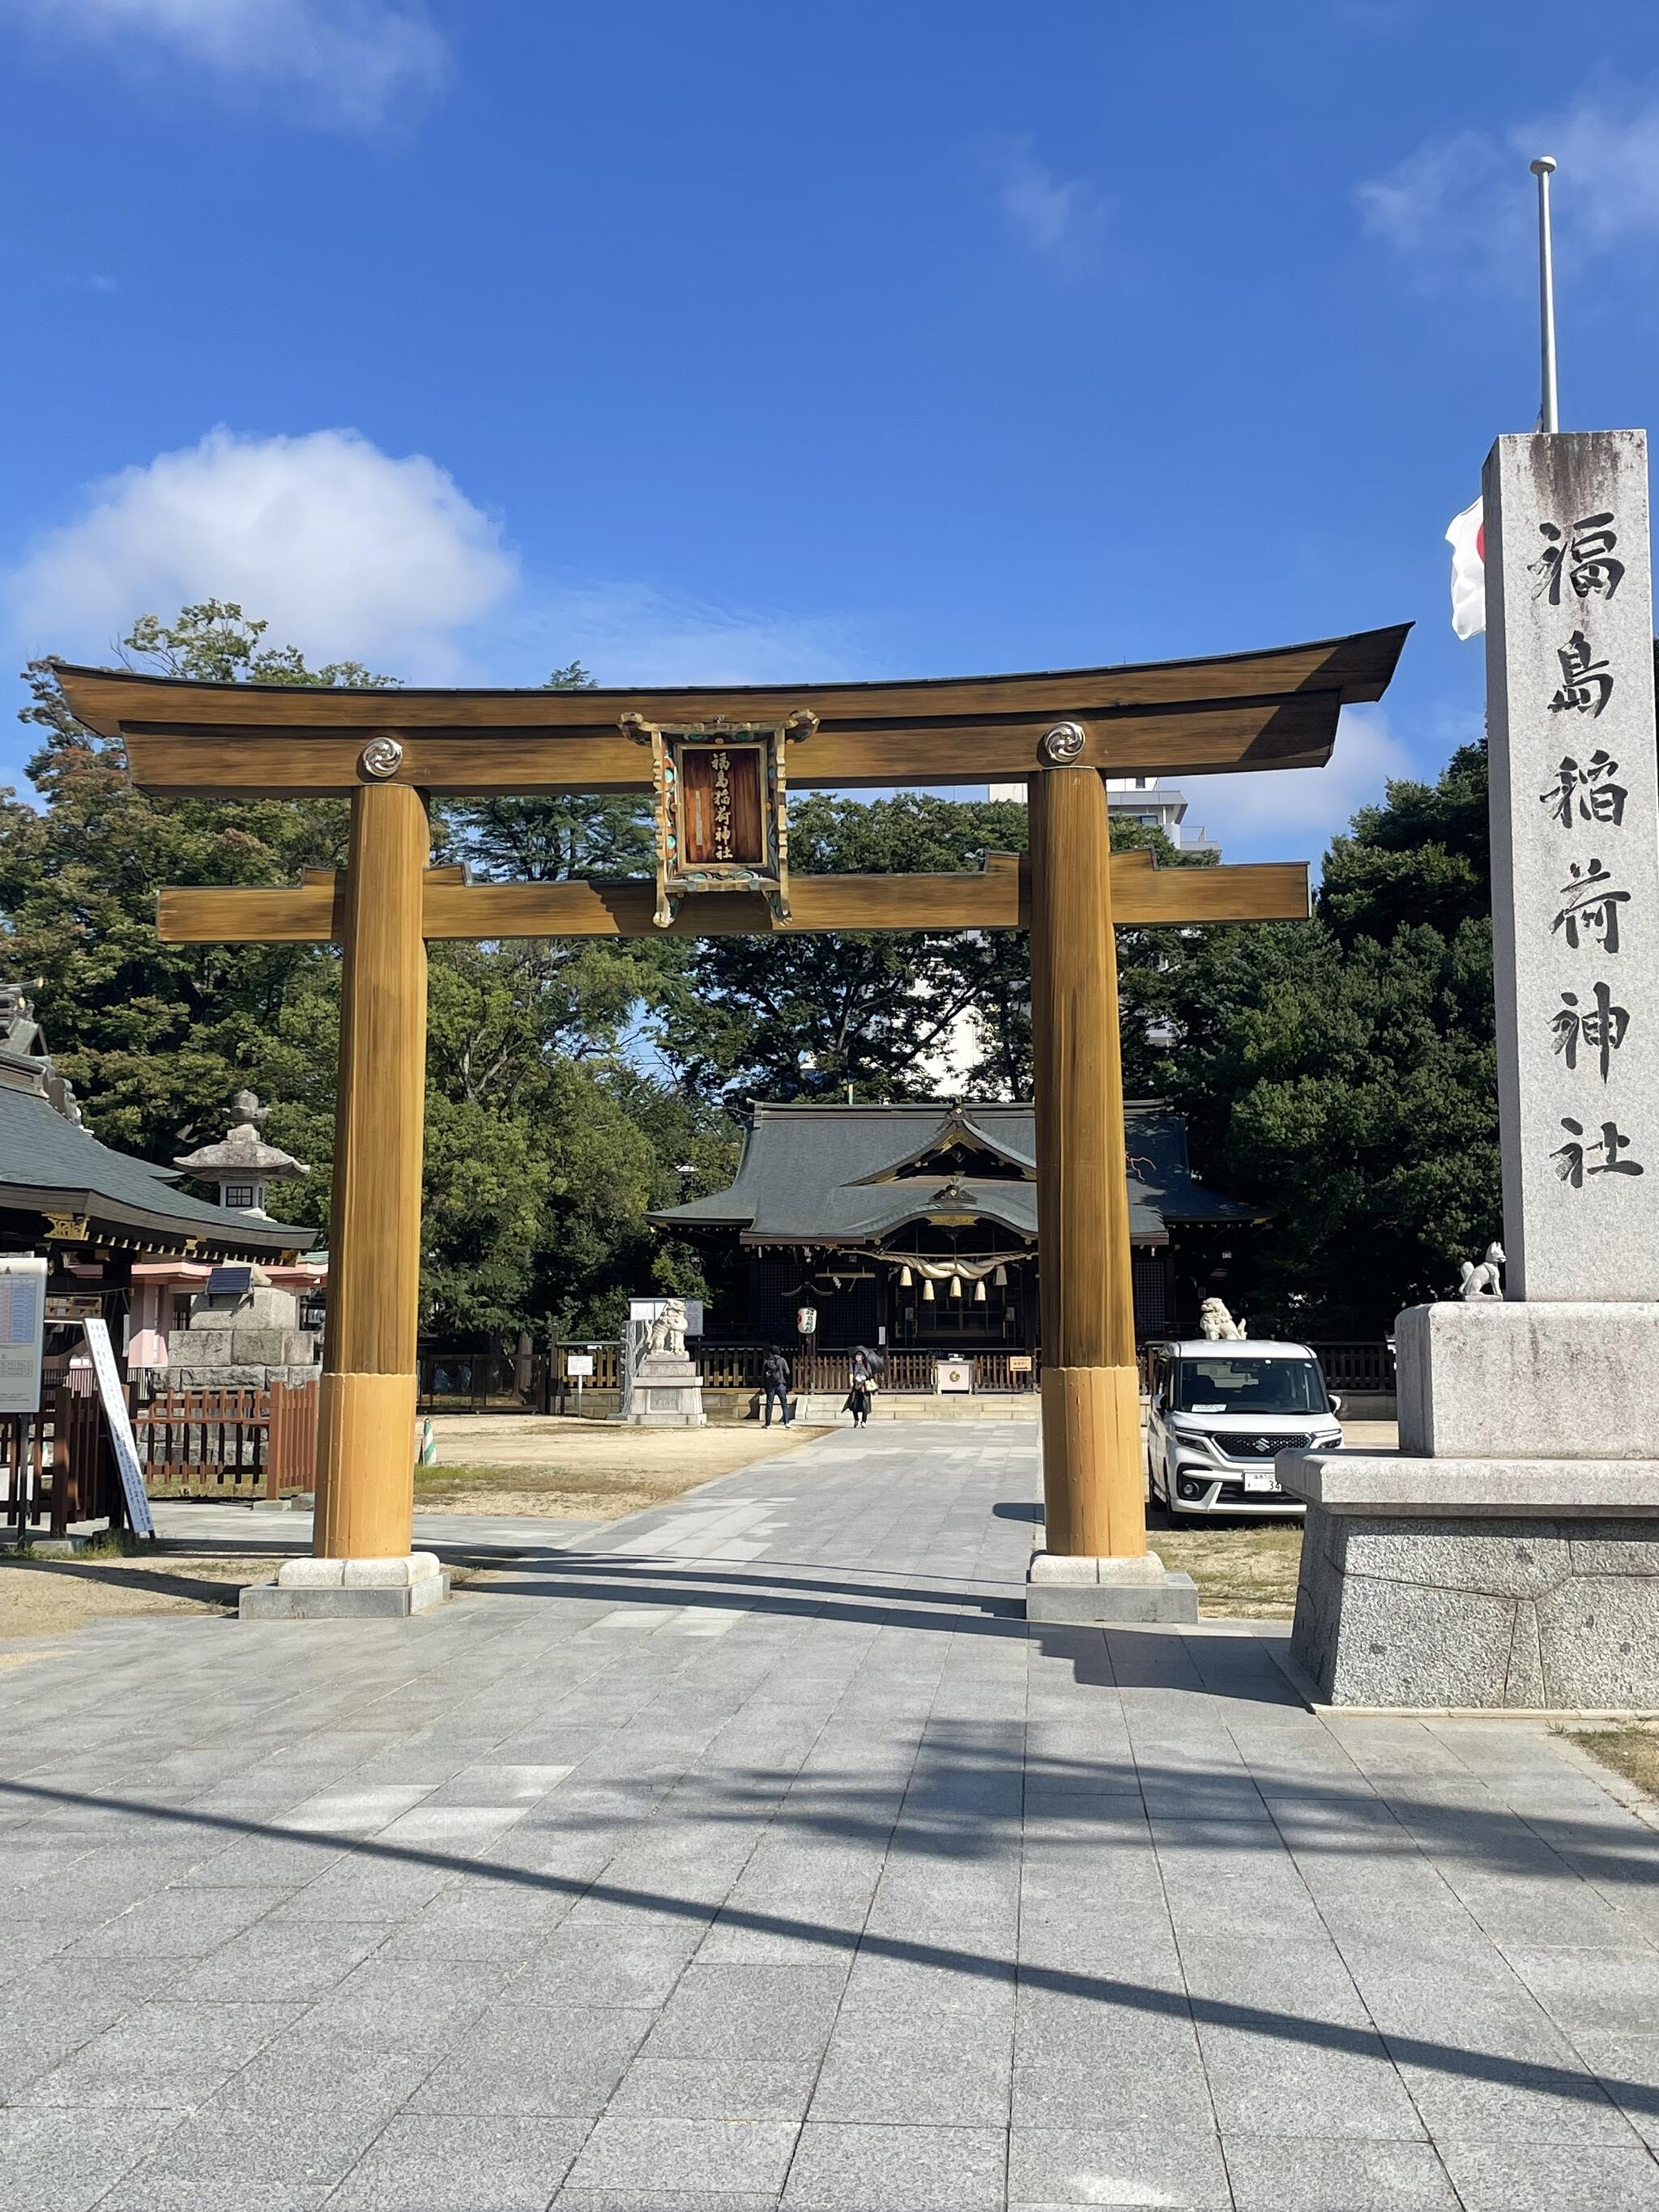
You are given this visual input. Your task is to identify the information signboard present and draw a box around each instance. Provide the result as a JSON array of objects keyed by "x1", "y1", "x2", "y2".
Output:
[
  {"x1": 0, "y1": 1257, "x2": 46, "y2": 1415},
  {"x1": 80, "y1": 1317, "x2": 155, "y2": 1537}
]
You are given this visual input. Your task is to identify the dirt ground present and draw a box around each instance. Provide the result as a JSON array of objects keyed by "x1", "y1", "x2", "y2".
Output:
[
  {"x1": 0, "y1": 1550, "x2": 272, "y2": 1641},
  {"x1": 1153, "y1": 1519, "x2": 1305, "y2": 1619},
  {"x1": 419, "y1": 1415, "x2": 829, "y2": 1519}
]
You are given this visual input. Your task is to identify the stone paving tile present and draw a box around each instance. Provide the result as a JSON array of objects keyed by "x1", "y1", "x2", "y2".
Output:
[
  {"x1": 514, "y1": 1921, "x2": 700, "y2": 2009},
  {"x1": 1221, "y1": 2134, "x2": 1461, "y2": 2210},
  {"x1": 100, "y1": 2104, "x2": 389, "y2": 2210},
  {"x1": 329, "y1": 2115, "x2": 592, "y2": 2210},
  {"x1": 563, "y1": 2117, "x2": 799, "y2": 2196},
  {"x1": 167, "y1": 1918, "x2": 392, "y2": 2001},
  {"x1": 211, "y1": 2032, "x2": 437, "y2": 2121},
  {"x1": 553, "y1": 2196, "x2": 781, "y2": 2211},
  {"x1": 1501, "y1": 1945, "x2": 1659, "y2": 2035},
  {"x1": 640, "y1": 1963, "x2": 848, "y2": 2062},
  {"x1": 412, "y1": 2001, "x2": 653, "y2": 2118},
  {"x1": 608, "y1": 2059, "x2": 819, "y2": 2121},
  {"x1": 1007, "y1": 2121, "x2": 1231, "y2": 2209},
  {"x1": 15, "y1": 1997, "x2": 302, "y2": 2109},
  {"x1": 1439, "y1": 2137, "x2": 1659, "y2": 2210},
  {"x1": 780, "y1": 2120, "x2": 1005, "y2": 2209},
  {"x1": 0, "y1": 2108, "x2": 186, "y2": 2211},
  {"x1": 1569, "y1": 2028, "x2": 1659, "y2": 2151}
]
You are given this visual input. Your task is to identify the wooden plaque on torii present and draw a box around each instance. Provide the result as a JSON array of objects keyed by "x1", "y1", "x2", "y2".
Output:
[{"x1": 59, "y1": 624, "x2": 1408, "y2": 1573}]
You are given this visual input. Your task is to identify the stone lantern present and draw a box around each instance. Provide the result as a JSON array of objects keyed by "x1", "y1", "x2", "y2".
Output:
[
  {"x1": 173, "y1": 1091, "x2": 307, "y2": 1217},
  {"x1": 167, "y1": 1093, "x2": 318, "y2": 1386}
]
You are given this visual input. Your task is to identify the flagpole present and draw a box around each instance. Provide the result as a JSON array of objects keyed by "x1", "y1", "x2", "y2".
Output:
[{"x1": 1530, "y1": 154, "x2": 1559, "y2": 433}]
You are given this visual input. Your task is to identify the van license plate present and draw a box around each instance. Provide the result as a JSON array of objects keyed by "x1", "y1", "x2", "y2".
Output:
[{"x1": 1243, "y1": 1468, "x2": 1280, "y2": 1494}]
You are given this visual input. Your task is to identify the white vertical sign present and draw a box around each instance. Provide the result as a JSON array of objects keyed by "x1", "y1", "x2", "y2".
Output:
[
  {"x1": 1483, "y1": 430, "x2": 1659, "y2": 1299},
  {"x1": 81, "y1": 1316, "x2": 156, "y2": 1537},
  {"x1": 0, "y1": 1257, "x2": 45, "y2": 1413}
]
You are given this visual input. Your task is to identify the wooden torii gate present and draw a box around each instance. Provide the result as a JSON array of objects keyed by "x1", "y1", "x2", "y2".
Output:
[{"x1": 59, "y1": 625, "x2": 1405, "y2": 1602}]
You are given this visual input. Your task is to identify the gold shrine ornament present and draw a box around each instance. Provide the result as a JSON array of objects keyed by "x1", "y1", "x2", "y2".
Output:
[{"x1": 621, "y1": 710, "x2": 817, "y2": 928}]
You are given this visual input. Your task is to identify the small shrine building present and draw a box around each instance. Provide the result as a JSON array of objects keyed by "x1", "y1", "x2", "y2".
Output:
[{"x1": 0, "y1": 989, "x2": 322, "y2": 1379}]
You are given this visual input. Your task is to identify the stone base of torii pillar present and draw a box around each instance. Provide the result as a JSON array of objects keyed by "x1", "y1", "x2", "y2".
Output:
[{"x1": 1279, "y1": 1302, "x2": 1659, "y2": 1710}]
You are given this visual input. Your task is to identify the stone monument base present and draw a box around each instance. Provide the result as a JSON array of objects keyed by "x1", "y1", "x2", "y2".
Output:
[
  {"x1": 627, "y1": 1351, "x2": 706, "y2": 1427},
  {"x1": 239, "y1": 1553, "x2": 447, "y2": 1621},
  {"x1": 1278, "y1": 1448, "x2": 1659, "y2": 1710},
  {"x1": 1025, "y1": 1548, "x2": 1200, "y2": 1625}
]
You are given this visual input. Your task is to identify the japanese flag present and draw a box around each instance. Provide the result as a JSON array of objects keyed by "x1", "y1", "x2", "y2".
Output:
[{"x1": 1447, "y1": 496, "x2": 1485, "y2": 639}]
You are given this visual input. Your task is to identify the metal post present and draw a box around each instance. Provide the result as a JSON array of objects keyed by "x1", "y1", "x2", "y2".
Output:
[{"x1": 1531, "y1": 155, "x2": 1559, "y2": 434}]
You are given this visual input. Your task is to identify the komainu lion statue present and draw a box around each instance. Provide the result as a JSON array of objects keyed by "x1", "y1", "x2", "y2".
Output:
[
  {"x1": 1197, "y1": 1298, "x2": 1247, "y2": 1341},
  {"x1": 1459, "y1": 1242, "x2": 1506, "y2": 1301},
  {"x1": 646, "y1": 1298, "x2": 689, "y2": 1356}
]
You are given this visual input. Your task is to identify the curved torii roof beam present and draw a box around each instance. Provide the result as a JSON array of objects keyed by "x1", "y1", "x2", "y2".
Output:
[{"x1": 55, "y1": 623, "x2": 1409, "y2": 797}]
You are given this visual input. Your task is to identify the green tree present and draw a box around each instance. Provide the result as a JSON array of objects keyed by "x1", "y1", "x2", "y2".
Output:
[
  {"x1": 655, "y1": 791, "x2": 1197, "y2": 1104},
  {"x1": 1154, "y1": 744, "x2": 1499, "y2": 1335}
]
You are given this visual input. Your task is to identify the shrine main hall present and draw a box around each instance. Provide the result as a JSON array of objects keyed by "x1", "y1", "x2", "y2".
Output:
[{"x1": 652, "y1": 1096, "x2": 1263, "y2": 1362}]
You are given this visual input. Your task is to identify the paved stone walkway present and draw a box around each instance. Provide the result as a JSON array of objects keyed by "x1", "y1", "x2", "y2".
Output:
[{"x1": 2, "y1": 1421, "x2": 1657, "y2": 2210}]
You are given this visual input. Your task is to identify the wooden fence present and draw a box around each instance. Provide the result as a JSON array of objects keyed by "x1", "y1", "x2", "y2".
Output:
[
  {"x1": 1306, "y1": 1342, "x2": 1395, "y2": 1394},
  {"x1": 1, "y1": 1377, "x2": 320, "y2": 1536},
  {"x1": 679, "y1": 1345, "x2": 1038, "y2": 1395},
  {"x1": 136, "y1": 1381, "x2": 319, "y2": 1503}
]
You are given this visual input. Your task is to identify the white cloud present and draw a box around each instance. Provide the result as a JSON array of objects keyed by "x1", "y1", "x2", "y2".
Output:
[
  {"x1": 1183, "y1": 705, "x2": 1414, "y2": 862},
  {"x1": 8, "y1": 426, "x2": 518, "y2": 680},
  {"x1": 996, "y1": 142, "x2": 1108, "y2": 266},
  {"x1": 1358, "y1": 83, "x2": 1659, "y2": 281},
  {"x1": 11, "y1": 0, "x2": 445, "y2": 128}
]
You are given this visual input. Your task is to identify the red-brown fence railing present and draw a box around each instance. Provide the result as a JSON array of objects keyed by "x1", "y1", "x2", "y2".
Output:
[
  {"x1": 136, "y1": 1380, "x2": 319, "y2": 1503},
  {"x1": 0, "y1": 1377, "x2": 320, "y2": 1536}
]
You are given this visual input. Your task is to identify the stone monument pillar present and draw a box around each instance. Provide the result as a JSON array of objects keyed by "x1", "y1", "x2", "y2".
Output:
[{"x1": 1281, "y1": 430, "x2": 1659, "y2": 1709}]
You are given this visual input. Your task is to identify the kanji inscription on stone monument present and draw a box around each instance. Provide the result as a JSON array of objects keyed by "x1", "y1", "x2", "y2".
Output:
[{"x1": 1483, "y1": 429, "x2": 1659, "y2": 1300}]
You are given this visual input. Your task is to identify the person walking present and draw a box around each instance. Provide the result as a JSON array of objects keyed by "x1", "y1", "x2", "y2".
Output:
[
  {"x1": 843, "y1": 1344, "x2": 881, "y2": 1428},
  {"x1": 761, "y1": 1346, "x2": 792, "y2": 1427}
]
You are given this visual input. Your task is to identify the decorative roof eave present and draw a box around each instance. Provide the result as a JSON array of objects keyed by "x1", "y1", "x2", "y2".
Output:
[
  {"x1": 847, "y1": 1106, "x2": 1037, "y2": 1187},
  {"x1": 645, "y1": 1204, "x2": 756, "y2": 1231},
  {"x1": 0, "y1": 1187, "x2": 317, "y2": 1256}
]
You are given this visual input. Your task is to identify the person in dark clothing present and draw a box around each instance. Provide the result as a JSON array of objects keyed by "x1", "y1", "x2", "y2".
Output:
[
  {"x1": 843, "y1": 1344, "x2": 882, "y2": 1427},
  {"x1": 761, "y1": 1348, "x2": 792, "y2": 1426}
]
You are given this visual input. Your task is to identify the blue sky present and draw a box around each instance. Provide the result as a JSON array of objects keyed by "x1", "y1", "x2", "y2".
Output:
[{"x1": 2, "y1": 0, "x2": 1658, "y2": 859}]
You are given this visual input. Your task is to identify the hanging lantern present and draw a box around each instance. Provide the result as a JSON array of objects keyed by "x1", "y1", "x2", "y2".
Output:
[
  {"x1": 899, "y1": 1265, "x2": 913, "y2": 1289},
  {"x1": 949, "y1": 1274, "x2": 963, "y2": 1300},
  {"x1": 922, "y1": 1278, "x2": 935, "y2": 1302},
  {"x1": 975, "y1": 1277, "x2": 987, "y2": 1303},
  {"x1": 994, "y1": 1264, "x2": 1007, "y2": 1288}
]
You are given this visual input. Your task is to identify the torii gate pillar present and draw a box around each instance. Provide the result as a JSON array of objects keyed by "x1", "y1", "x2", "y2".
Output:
[
  {"x1": 1027, "y1": 763, "x2": 1197, "y2": 1622},
  {"x1": 313, "y1": 782, "x2": 430, "y2": 1564}
]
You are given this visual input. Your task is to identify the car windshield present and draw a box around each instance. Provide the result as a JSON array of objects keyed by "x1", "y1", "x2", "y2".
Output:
[{"x1": 1171, "y1": 1356, "x2": 1329, "y2": 1415}]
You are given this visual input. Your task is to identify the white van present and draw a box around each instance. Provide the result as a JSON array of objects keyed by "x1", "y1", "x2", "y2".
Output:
[{"x1": 1144, "y1": 1339, "x2": 1343, "y2": 1516}]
